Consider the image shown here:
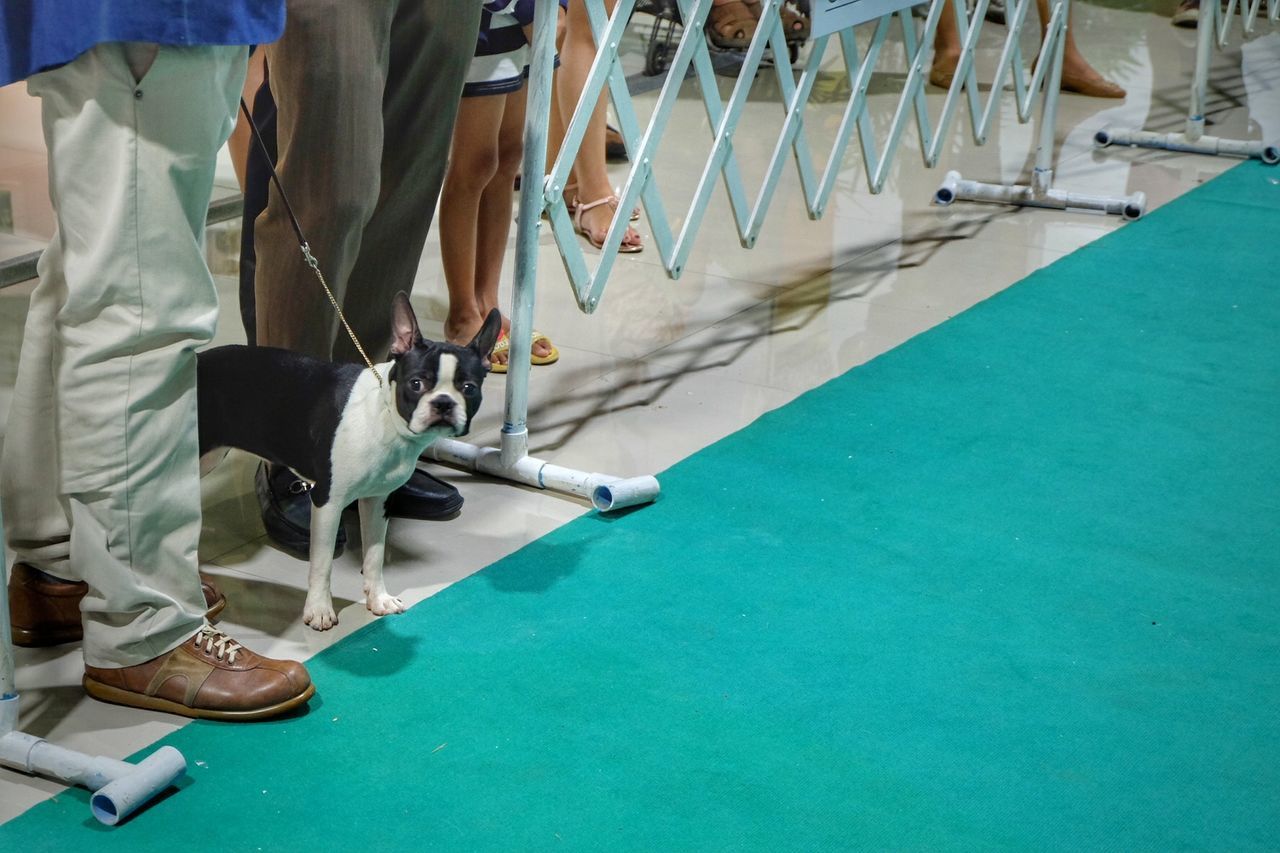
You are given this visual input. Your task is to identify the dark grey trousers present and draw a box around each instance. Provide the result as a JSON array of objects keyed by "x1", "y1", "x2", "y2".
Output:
[{"x1": 250, "y1": 0, "x2": 481, "y2": 363}]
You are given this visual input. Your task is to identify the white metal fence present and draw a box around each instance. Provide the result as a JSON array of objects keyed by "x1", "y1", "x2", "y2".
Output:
[{"x1": 426, "y1": 0, "x2": 1143, "y2": 511}]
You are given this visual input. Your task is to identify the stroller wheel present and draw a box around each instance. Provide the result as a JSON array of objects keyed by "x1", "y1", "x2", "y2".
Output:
[{"x1": 646, "y1": 37, "x2": 671, "y2": 76}]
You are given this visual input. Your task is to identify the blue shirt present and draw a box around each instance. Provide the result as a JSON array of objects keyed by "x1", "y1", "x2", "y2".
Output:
[{"x1": 0, "y1": 1, "x2": 286, "y2": 87}]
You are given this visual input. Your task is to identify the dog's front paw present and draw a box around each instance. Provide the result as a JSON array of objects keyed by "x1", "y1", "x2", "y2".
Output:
[
  {"x1": 303, "y1": 599, "x2": 339, "y2": 631},
  {"x1": 367, "y1": 592, "x2": 405, "y2": 617}
]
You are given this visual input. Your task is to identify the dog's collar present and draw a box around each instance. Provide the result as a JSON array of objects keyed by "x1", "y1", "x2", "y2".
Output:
[{"x1": 378, "y1": 369, "x2": 418, "y2": 439}]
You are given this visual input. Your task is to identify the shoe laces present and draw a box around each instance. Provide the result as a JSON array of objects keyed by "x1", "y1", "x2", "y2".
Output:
[{"x1": 193, "y1": 626, "x2": 244, "y2": 664}]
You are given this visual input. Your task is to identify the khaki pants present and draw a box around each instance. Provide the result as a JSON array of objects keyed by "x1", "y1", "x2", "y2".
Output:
[
  {"x1": 1, "y1": 43, "x2": 247, "y2": 668},
  {"x1": 254, "y1": 0, "x2": 481, "y2": 362}
]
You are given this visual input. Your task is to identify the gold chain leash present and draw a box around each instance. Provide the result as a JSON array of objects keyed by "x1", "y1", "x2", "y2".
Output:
[{"x1": 299, "y1": 243, "x2": 381, "y2": 386}]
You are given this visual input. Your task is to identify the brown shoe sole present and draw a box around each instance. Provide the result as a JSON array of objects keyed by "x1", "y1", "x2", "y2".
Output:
[
  {"x1": 205, "y1": 593, "x2": 227, "y2": 623},
  {"x1": 82, "y1": 675, "x2": 316, "y2": 722},
  {"x1": 11, "y1": 621, "x2": 83, "y2": 647}
]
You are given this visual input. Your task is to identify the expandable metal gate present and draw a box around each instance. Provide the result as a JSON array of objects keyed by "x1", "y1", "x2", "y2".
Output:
[{"x1": 425, "y1": 0, "x2": 1147, "y2": 512}]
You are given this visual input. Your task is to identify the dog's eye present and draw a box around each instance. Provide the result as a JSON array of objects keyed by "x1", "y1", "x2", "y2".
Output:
[
  {"x1": 460, "y1": 382, "x2": 479, "y2": 397},
  {"x1": 408, "y1": 378, "x2": 424, "y2": 393}
]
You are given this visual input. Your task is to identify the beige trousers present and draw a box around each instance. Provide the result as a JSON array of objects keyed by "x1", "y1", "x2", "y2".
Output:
[{"x1": 1, "y1": 43, "x2": 247, "y2": 668}]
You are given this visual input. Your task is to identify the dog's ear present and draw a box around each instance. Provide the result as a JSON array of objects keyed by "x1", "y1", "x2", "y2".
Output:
[
  {"x1": 468, "y1": 308, "x2": 504, "y2": 363},
  {"x1": 389, "y1": 292, "x2": 423, "y2": 358}
]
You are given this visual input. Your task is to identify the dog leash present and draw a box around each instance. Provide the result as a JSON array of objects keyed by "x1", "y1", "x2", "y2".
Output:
[{"x1": 237, "y1": 97, "x2": 385, "y2": 390}]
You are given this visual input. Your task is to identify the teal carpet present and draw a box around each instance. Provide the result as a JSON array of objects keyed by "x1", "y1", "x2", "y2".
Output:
[{"x1": 3, "y1": 162, "x2": 1278, "y2": 850}]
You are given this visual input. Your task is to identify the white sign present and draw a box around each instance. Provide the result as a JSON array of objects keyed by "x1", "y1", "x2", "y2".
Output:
[{"x1": 811, "y1": 0, "x2": 922, "y2": 37}]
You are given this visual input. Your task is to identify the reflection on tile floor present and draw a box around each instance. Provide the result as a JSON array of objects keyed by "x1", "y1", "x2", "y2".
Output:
[{"x1": 2, "y1": 7, "x2": 1279, "y2": 822}]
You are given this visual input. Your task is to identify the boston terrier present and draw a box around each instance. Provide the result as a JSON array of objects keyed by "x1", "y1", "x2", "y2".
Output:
[{"x1": 198, "y1": 292, "x2": 501, "y2": 630}]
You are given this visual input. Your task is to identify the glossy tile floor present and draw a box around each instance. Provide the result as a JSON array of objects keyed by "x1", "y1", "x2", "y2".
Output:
[{"x1": 3, "y1": 6, "x2": 1279, "y2": 822}]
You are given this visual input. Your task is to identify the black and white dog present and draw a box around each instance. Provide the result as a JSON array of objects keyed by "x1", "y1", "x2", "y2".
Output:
[{"x1": 198, "y1": 293, "x2": 501, "y2": 630}]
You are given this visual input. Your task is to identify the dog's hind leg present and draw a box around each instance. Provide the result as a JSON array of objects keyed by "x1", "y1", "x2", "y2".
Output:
[
  {"x1": 358, "y1": 496, "x2": 404, "y2": 616},
  {"x1": 302, "y1": 501, "x2": 343, "y2": 630}
]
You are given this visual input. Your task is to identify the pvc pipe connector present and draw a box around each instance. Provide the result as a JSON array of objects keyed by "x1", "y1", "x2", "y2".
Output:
[
  {"x1": 1122, "y1": 191, "x2": 1147, "y2": 221},
  {"x1": 591, "y1": 476, "x2": 661, "y2": 512},
  {"x1": 940, "y1": 173, "x2": 1144, "y2": 220},
  {"x1": 1094, "y1": 127, "x2": 1279, "y2": 164},
  {"x1": 934, "y1": 170, "x2": 961, "y2": 205},
  {"x1": 90, "y1": 746, "x2": 186, "y2": 826},
  {"x1": 0, "y1": 719, "x2": 186, "y2": 825},
  {"x1": 425, "y1": 439, "x2": 661, "y2": 512}
]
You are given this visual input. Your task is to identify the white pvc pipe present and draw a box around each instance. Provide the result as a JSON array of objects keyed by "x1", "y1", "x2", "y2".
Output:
[
  {"x1": 0, "y1": 730, "x2": 133, "y2": 791},
  {"x1": 425, "y1": 439, "x2": 660, "y2": 512},
  {"x1": 503, "y1": 0, "x2": 559, "y2": 444},
  {"x1": 934, "y1": 170, "x2": 1146, "y2": 219},
  {"x1": 0, "y1": 691, "x2": 16, "y2": 738},
  {"x1": 1188, "y1": 0, "x2": 1217, "y2": 142},
  {"x1": 0, "y1": 725, "x2": 186, "y2": 825},
  {"x1": 1, "y1": 537, "x2": 15, "y2": 700},
  {"x1": 90, "y1": 747, "x2": 187, "y2": 826},
  {"x1": 0, "y1": 505, "x2": 186, "y2": 826},
  {"x1": 1094, "y1": 127, "x2": 1280, "y2": 164},
  {"x1": 590, "y1": 476, "x2": 661, "y2": 512}
]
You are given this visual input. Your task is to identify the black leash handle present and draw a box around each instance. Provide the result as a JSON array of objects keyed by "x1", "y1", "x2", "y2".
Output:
[
  {"x1": 236, "y1": 96, "x2": 383, "y2": 383},
  {"x1": 239, "y1": 97, "x2": 307, "y2": 249}
]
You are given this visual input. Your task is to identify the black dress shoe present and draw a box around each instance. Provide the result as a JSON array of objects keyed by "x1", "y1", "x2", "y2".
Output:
[
  {"x1": 605, "y1": 123, "x2": 629, "y2": 163},
  {"x1": 255, "y1": 462, "x2": 346, "y2": 559},
  {"x1": 383, "y1": 467, "x2": 463, "y2": 521}
]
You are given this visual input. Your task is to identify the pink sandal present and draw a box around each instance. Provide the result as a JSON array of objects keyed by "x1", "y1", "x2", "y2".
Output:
[
  {"x1": 565, "y1": 185, "x2": 640, "y2": 222},
  {"x1": 573, "y1": 196, "x2": 644, "y2": 253}
]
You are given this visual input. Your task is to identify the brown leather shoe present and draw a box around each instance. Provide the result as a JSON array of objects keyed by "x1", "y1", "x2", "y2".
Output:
[
  {"x1": 8, "y1": 562, "x2": 227, "y2": 647},
  {"x1": 83, "y1": 626, "x2": 314, "y2": 721}
]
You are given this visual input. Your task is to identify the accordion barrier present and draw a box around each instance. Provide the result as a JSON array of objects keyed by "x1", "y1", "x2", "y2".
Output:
[
  {"x1": 425, "y1": 0, "x2": 1145, "y2": 511},
  {"x1": 1095, "y1": 0, "x2": 1280, "y2": 163}
]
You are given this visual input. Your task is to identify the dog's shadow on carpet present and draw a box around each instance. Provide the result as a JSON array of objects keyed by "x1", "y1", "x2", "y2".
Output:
[{"x1": 480, "y1": 535, "x2": 594, "y2": 594}]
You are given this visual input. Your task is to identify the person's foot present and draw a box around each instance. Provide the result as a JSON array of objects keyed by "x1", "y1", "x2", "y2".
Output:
[
  {"x1": 446, "y1": 311, "x2": 555, "y2": 369},
  {"x1": 574, "y1": 196, "x2": 643, "y2": 252},
  {"x1": 744, "y1": 0, "x2": 808, "y2": 41},
  {"x1": 1172, "y1": 0, "x2": 1199, "y2": 26},
  {"x1": 83, "y1": 626, "x2": 314, "y2": 721},
  {"x1": 1059, "y1": 55, "x2": 1126, "y2": 99},
  {"x1": 257, "y1": 462, "x2": 461, "y2": 557},
  {"x1": 929, "y1": 50, "x2": 961, "y2": 89},
  {"x1": 937, "y1": 48, "x2": 1125, "y2": 99},
  {"x1": 486, "y1": 330, "x2": 560, "y2": 374},
  {"x1": 706, "y1": 0, "x2": 758, "y2": 49},
  {"x1": 8, "y1": 562, "x2": 226, "y2": 648}
]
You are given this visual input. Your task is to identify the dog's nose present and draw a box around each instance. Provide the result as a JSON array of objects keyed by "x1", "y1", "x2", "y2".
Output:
[{"x1": 431, "y1": 396, "x2": 456, "y2": 415}]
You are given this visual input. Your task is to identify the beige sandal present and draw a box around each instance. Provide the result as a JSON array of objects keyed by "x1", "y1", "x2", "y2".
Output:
[{"x1": 573, "y1": 195, "x2": 644, "y2": 253}]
